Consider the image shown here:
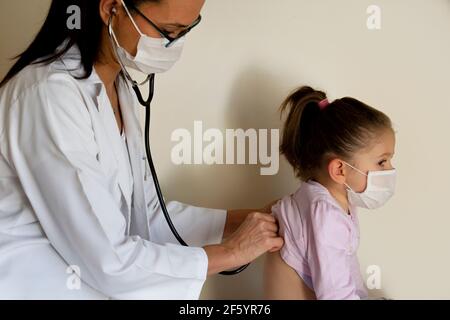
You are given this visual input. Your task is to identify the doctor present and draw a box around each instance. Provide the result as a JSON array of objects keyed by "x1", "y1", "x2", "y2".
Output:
[{"x1": 0, "y1": 0, "x2": 283, "y2": 299}]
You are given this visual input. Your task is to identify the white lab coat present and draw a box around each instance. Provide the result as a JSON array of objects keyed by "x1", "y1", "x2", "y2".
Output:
[{"x1": 0, "y1": 44, "x2": 227, "y2": 300}]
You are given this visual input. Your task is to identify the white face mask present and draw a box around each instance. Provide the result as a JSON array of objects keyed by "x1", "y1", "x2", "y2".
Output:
[
  {"x1": 343, "y1": 162, "x2": 396, "y2": 210},
  {"x1": 110, "y1": 1, "x2": 185, "y2": 74}
]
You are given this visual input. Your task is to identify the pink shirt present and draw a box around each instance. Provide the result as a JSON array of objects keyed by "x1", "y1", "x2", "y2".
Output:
[{"x1": 272, "y1": 180, "x2": 368, "y2": 300}]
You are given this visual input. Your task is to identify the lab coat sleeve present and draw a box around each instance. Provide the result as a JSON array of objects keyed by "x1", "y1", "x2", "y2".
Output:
[
  {"x1": 7, "y1": 75, "x2": 209, "y2": 299},
  {"x1": 147, "y1": 198, "x2": 227, "y2": 248},
  {"x1": 307, "y1": 201, "x2": 361, "y2": 300}
]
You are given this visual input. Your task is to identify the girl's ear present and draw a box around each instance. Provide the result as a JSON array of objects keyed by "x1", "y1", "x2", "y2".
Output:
[{"x1": 328, "y1": 158, "x2": 347, "y2": 185}]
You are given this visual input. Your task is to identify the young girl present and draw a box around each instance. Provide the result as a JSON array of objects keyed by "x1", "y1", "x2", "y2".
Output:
[{"x1": 264, "y1": 86, "x2": 396, "y2": 300}]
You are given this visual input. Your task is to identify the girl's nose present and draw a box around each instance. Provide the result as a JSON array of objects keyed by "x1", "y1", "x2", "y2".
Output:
[{"x1": 385, "y1": 160, "x2": 394, "y2": 170}]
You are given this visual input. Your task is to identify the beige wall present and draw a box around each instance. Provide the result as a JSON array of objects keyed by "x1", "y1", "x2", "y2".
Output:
[
  {"x1": 1, "y1": 0, "x2": 450, "y2": 299},
  {"x1": 0, "y1": 0, "x2": 50, "y2": 77}
]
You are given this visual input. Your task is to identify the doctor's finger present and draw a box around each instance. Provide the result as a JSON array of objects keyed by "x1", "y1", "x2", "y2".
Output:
[
  {"x1": 265, "y1": 236, "x2": 284, "y2": 253},
  {"x1": 260, "y1": 221, "x2": 278, "y2": 233},
  {"x1": 250, "y1": 212, "x2": 276, "y2": 223},
  {"x1": 261, "y1": 231, "x2": 279, "y2": 240}
]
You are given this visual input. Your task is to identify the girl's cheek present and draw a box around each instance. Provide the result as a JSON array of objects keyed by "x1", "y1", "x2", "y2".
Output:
[
  {"x1": 358, "y1": 177, "x2": 369, "y2": 193},
  {"x1": 350, "y1": 174, "x2": 368, "y2": 193}
]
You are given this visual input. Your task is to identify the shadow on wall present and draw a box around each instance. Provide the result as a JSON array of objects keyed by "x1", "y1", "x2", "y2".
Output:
[
  {"x1": 162, "y1": 64, "x2": 300, "y2": 210},
  {"x1": 202, "y1": 66, "x2": 299, "y2": 299},
  {"x1": 162, "y1": 66, "x2": 296, "y2": 200}
]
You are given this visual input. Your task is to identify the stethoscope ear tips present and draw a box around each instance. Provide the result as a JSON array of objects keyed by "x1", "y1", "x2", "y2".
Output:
[{"x1": 111, "y1": 7, "x2": 117, "y2": 15}]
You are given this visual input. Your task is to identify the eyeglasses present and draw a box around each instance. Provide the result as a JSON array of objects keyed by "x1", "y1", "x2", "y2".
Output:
[{"x1": 129, "y1": 4, "x2": 202, "y2": 48}]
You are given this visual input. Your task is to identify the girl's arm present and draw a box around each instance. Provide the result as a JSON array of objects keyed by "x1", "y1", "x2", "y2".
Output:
[
  {"x1": 263, "y1": 251, "x2": 316, "y2": 300},
  {"x1": 307, "y1": 201, "x2": 362, "y2": 300}
]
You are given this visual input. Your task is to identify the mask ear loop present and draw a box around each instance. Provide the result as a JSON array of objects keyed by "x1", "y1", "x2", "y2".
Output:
[
  {"x1": 121, "y1": 0, "x2": 145, "y2": 36},
  {"x1": 108, "y1": 9, "x2": 151, "y2": 85},
  {"x1": 343, "y1": 161, "x2": 368, "y2": 177},
  {"x1": 342, "y1": 161, "x2": 368, "y2": 195}
]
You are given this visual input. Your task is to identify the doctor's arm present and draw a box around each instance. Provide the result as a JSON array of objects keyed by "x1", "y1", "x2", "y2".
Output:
[
  {"x1": 145, "y1": 164, "x2": 280, "y2": 246},
  {"x1": 204, "y1": 210, "x2": 283, "y2": 275},
  {"x1": 147, "y1": 202, "x2": 284, "y2": 276}
]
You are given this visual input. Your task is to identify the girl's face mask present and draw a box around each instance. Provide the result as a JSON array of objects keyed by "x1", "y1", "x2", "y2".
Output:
[
  {"x1": 109, "y1": 1, "x2": 185, "y2": 75},
  {"x1": 343, "y1": 162, "x2": 396, "y2": 210}
]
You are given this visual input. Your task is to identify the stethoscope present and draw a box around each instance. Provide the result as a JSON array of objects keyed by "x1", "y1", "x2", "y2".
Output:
[{"x1": 108, "y1": 12, "x2": 249, "y2": 276}]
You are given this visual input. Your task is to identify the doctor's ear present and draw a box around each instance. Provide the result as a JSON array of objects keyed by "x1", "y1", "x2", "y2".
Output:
[
  {"x1": 328, "y1": 158, "x2": 347, "y2": 185},
  {"x1": 99, "y1": 0, "x2": 123, "y2": 24}
]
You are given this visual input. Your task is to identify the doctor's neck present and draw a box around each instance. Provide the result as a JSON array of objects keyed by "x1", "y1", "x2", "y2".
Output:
[{"x1": 94, "y1": 28, "x2": 123, "y2": 90}]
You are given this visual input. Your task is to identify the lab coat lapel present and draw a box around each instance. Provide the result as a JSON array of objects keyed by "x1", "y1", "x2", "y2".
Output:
[
  {"x1": 63, "y1": 49, "x2": 149, "y2": 238},
  {"x1": 95, "y1": 91, "x2": 133, "y2": 221},
  {"x1": 64, "y1": 55, "x2": 135, "y2": 221},
  {"x1": 117, "y1": 76, "x2": 150, "y2": 239}
]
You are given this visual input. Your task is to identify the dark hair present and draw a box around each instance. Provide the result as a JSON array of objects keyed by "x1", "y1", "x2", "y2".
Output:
[
  {"x1": 0, "y1": 0, "x2": 156, "y2": 88},
  {"x1": 279, "y1": 86, "x2": 393, "y2": 181}
]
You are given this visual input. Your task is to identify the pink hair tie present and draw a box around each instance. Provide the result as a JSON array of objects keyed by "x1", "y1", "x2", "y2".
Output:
[{"x1": 318, "y1": 99, "x2": 330, "y2": 110}]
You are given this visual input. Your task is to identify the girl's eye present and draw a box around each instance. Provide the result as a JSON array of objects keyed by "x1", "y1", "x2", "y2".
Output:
[{"x1": 378, "y1": 160, "x2": 387, "y2": 166}]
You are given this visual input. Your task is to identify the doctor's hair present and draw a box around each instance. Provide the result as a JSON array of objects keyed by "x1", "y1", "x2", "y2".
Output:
[
  {"x1": 279, "y1": 86, "x2": 393, "y2": 181},
  {"x1": 0, "y1": 0, "x2": 159, "y2": 88}
]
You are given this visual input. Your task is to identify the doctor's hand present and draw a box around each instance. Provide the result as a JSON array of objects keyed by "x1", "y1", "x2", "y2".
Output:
[
  {"x1": 222, "y1": 199, "x2": 281, "y2": 238},
  {"x1": 204, "y1": 212, "x2": 284, "y2": 276}
]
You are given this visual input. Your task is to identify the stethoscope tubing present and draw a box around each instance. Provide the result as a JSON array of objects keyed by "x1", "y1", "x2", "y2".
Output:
[{"x1": 108, "y1": 12, "x2": 248, "y2": 275}]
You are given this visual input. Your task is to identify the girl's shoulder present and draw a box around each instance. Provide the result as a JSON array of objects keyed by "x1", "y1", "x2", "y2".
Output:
[
  {"x1": 272, "y1": 181, "x2": 338, "y2": 226},
  {"x1": 288, "y1": 180, "x2": 355, "y2": 228},
  {"x1": 302, "y1": 181, "x2": 358, "y2": 246},
  {"x1": 272, "y1": 181, "x2": 355, "y2": 253},
  {"x1": 293, "y1": 180, "x2": 342, "y2": 212}
]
